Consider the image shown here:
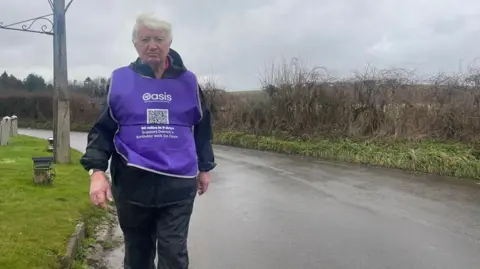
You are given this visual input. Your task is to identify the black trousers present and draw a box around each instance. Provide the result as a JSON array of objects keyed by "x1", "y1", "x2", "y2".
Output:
[
  {"x1": 110, "y1": 155, "x2": 198, "y2": 269},
  {"x1": 115, "y1": 198, "x2": 196, "y2": 269}
]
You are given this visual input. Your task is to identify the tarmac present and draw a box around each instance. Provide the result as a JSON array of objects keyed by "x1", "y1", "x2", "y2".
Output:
[{"x1": 21, "y1": 129, "x2": 480, "y2": 269}]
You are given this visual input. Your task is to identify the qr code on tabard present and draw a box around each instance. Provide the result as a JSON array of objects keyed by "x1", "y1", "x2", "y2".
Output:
[{"x1": 147, "y1": 109, "x2": 169, "y2": 124}]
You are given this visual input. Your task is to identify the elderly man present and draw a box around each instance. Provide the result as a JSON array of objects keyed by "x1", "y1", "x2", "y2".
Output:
[{"x1": 80, "y1": 13, "x2": 216, "y2": 269}]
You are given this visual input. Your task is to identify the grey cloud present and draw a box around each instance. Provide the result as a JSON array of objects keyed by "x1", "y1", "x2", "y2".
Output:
[{"x1": 0, "y1": 0, "x2": 479, "y2": 90}]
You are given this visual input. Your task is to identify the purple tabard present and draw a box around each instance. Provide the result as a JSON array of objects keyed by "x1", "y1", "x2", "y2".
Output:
[{"x1": 108, "y1": 66, "x2": 202, "y2": 178}]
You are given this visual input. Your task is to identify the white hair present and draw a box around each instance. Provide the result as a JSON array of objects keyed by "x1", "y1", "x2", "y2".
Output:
[{"x1": 132, "y1": 13, "x2": 172, "y2": 43}]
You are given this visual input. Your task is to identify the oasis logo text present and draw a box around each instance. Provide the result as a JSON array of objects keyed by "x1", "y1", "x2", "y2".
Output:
[{"x1": 142, "y1": 92, "x2": 172, "y2": 102}]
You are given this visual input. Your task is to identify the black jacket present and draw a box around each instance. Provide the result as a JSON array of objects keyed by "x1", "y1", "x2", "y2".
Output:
[{"x1": 80, "y1": 48, "x2": 216, "y2": 206}]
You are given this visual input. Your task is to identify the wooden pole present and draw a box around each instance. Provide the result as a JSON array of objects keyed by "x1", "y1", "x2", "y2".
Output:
[{"x1": 52, "y1": 0, "x2": 71, "y2": 163}]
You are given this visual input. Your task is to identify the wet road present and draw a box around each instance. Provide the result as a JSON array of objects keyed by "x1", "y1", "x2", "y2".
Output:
[{"x1": 20, "y1": 129, "x2": 480, "y2": 269}]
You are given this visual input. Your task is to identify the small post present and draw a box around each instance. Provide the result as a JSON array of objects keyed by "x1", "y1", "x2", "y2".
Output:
[
  {"x1": 32, "y1": 156, "x2": 56, "y2": 185},
  {"x1": 0, "y1": 116, "x2": 11, "y2": 146},
  {"x1": 47, "y1": 137, "x2": 54, "y2": 152},
  {"x1": 0, "y1": 119, "x2": 4, "y2": 146},
  {"x1": 10, "y1": 115, "x2": 18, "y2": 136}
]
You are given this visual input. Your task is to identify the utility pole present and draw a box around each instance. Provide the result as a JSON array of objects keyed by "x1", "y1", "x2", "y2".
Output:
[
  {"x1": 52, "y1": 0, "x2": 71, "y2": 163},
  {"x1": 0, "y1": 0, "x2": 73, "y2": 164}
]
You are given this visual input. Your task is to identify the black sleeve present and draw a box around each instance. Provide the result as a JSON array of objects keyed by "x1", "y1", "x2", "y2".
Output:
[
  {"x1": 79, "y1": 80, "x2": 117, "y2": 172},
  {"x1": 194, "y1": 85, "x2": 217, "y2": 172}
]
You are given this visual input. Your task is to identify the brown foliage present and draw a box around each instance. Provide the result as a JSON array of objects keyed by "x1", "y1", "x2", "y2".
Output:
[
  {"x1": 0, "y1": 91, "x2": 102, "y2": 130},
  {"x1": 204, "y1": 58, "x2": 480, "y2": 142},
  {"x1": 1, "y1": 57, "x2": 480, "y2": 143}
]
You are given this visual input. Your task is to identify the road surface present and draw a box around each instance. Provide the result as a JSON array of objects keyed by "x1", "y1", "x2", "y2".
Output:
[{"x1": 20, "y1": 129, "x2": 480, "y2": 269}]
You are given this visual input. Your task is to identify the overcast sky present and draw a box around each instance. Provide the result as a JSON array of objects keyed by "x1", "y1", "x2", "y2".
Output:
[{"x1": 0, "y1": 0, "x2": 479, "y2": 90}]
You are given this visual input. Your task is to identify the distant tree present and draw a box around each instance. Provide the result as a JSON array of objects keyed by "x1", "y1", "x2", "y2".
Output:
[
  {"x1": 0, "y1": 71, "x2": 8, "y2": 81},
  {"x1": 90, "y1": 77, "x2": 108, "y2": 97},
  {"x1": 84, "y1": 77, "x2": 92, "y2": 86},
  {"x1": 23, "y1": 73, "x2": 46, "y2": 91},
  {"x1": 0, "y1": 71, "x2": 9, "y2": 91},
  {"x1": 0, "y1": 71, "x2": 25, "y2": 91}
]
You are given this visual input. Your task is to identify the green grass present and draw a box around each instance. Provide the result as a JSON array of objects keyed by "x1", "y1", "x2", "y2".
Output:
[
  {"x1": 0, "y1": 135, "x2": 106, "y2": 269},
  {"x1": 214, "y1": 131, "x2": 480, "y2": 180},
  {"x1": 17, "y1": 121, "x2": 480, "y2": 181}
]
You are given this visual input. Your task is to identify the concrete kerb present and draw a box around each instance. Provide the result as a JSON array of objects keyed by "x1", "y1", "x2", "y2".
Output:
[
  {"x1": 60, "y1": 223, "x2": 87, "y2": 269},
  {"x1": 60, "y1": 172, "x2": 119, "y2": 269},
  {"x1": 84, "y1": 206, "x2": 119, "y2": 269}
]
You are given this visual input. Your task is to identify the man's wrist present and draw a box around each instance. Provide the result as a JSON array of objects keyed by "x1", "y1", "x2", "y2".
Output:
[
  {"x1": 88, "y1": 168, "x2": 105, "y2": 176},
  {"x1": 198, "y1": 162, "x2": 216, "y2": 172}
]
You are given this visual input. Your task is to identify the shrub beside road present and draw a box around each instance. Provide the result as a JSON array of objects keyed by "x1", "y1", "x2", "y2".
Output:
[
  {"x1": 0, "y1": 135, "x2": 104, "y2": 269},
  {"x1": 1, "y1": 58, "x2": 480, "y2": 180},
  {"x1": 214, "y1": 131, "x2": 480, "y2": 180},
  {"x1": 13, "y1": 124, "x2": 480, "y2": 180}
]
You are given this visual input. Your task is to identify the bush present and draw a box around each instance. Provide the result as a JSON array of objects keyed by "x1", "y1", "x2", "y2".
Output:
[
  {"x1": 204, "y1": 58, "x2": 480, "y2": 143},
  {"x1": 2, "y1": 57, "x2": 480, "y2": 179},
  {"x1": 214, "y1": 131, "x2": 480, "y2": 180}
]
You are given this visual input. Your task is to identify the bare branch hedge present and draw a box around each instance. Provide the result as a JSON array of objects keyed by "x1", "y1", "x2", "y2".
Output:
[
  {"x1": 204, "y1": 58, "x2": 480, "y2": 143},
  {"x1": 1, "y1": 57, "x2": 479, "y2": 143}
]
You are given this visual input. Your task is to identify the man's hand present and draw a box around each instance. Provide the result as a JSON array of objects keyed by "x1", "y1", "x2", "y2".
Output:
[
  {"x1": 89, "y1": 171, "x2": 113, "y2": 209},
  {"x1": 197, "y1": 172, "x2": 211, "y2": 195}
]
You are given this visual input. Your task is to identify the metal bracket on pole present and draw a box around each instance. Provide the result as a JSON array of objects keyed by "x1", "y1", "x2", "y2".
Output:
[
  {"x1": 0, "y1": 13, "x2": 54, "y2": 36},
  {"x1": 0, "y1": 0, "x2": 73, "y2": 36},
  {"x1": 65, "y1": 0, "x2": 74, "y2": 12}
]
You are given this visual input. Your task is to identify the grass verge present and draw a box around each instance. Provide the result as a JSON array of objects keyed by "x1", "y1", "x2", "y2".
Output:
[
  {"x1": 19, "y1": 121, "x2": 91, "y2": 133},
  {"x1": 17, "y1": 121, "x2": 480, "y2": 180},
  {"x1": 214, "y1": 131, "x2": 480, "y2": 180},
  {"x1": 0, "y1": 135, "x2": 106, "y2": 269}
]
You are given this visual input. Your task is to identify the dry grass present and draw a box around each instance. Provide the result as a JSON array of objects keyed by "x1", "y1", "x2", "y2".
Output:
[
  {"x1": 205, "y1": 58, "x2": 480, "y2": 143},
  {"x1": 1, "y1": 57, "x2": 480, "y2": 179},
  {"x1": 202, "y1": 58, "x2": 480, "y2": 179}
]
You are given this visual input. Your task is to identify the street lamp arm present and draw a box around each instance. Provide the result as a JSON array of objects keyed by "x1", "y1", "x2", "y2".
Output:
[
  {"x1": 65, "y1": 0, "x2": 74, "y2": 12},
  {"x1": 0, "y1": 13, "x2": 54, "y2": 36}
]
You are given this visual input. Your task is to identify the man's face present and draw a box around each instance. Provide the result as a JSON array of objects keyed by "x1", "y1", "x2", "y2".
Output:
[{"x1": 134, "y1": 25, "x2": 171, "y2": 67}]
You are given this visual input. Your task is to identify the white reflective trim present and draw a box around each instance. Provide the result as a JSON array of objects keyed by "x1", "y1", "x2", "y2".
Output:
[
  {"x1": 125, "y1": 162, "x2": 198, "y2": 178},
  {"x1": 108, "y1": 70, "x2": 130, "y2": 163}
]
